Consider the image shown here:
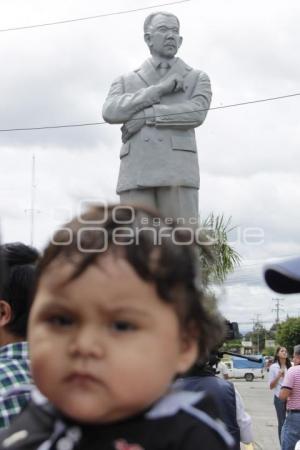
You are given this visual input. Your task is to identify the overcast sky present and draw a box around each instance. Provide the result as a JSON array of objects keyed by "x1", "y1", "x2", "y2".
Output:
[{"x1": 1, "y1": 0, "x2": 300, "y2": 331}]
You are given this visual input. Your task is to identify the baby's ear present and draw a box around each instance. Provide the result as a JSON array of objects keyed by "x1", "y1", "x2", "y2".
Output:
[
  {"x1": 176, "y1": 330, "x2": 199, "y2": 374},
  {"x1": 0, "y1": 300, "x2": 12, "y2": 327}
]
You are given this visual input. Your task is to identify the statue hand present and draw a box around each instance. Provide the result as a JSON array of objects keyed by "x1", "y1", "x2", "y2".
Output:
[
  {"x1": 121, "y1": 113, "x2": 145, "y2": 143},
  {"x1": 157, "y1": 73, "x2": 184, "y2": 96}
]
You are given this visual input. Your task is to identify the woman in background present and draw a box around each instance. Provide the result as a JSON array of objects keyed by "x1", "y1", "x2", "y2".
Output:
[{"x1": 269, "y1": 346, "x2": 292, "y2": 442}]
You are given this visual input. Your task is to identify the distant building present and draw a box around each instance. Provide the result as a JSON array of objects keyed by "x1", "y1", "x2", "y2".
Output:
[
  {"x1": 241, "y1": 340, "x2": 253, "y2": 355},
  {"x1": 265, "y1": 339, "x2": 276, "y2": 348}
]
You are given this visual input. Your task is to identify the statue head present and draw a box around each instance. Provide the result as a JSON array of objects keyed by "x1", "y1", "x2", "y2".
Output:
[{"x1": 144, "y1": 12, "x2": 183, "y2": 59}]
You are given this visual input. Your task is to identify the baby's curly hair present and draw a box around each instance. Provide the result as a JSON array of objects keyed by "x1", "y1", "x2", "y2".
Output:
[{"x1": 36, "y1": 204, "x2": 226, "y2": 362}]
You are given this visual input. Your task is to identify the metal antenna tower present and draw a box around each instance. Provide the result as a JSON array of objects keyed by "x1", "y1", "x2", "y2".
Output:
[{"x1": 272, "y1": 298, "x2": 284, "y2": 325}]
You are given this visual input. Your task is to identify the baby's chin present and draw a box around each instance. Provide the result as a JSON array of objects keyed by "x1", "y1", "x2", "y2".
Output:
[
  {"x1": 57, "y1": 401, "x2": 138, "y2": 425},
  {"x1": 46, "y1": 388, "x2": 154, "y2": 424},
  {"x1": 60, "y1": 407, "x2": 110, "y2": 424}
]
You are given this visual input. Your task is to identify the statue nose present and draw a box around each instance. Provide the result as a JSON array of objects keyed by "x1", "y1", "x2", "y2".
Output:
[{"x1": 166, "y1": 28, "x2": 177, "y2": 38}]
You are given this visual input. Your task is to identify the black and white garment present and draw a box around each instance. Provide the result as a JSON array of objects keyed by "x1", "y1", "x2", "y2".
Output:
[{"x1": 0, "y1": 386, "x2": 234, "y2": 450}]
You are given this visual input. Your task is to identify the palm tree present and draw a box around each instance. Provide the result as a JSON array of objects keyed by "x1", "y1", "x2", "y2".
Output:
[{"x1": 198, "y1": 213, "x2": 241, "y2": 284}]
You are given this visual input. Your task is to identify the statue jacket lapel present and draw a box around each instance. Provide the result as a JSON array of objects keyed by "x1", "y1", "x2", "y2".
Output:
[{"x1": 135, "y1": 57, "x2": 192, "y2": 87}]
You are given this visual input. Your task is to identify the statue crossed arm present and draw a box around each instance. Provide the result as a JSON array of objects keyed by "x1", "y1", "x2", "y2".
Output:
[
  {"x1": 103, "y1": 73, "x2": 184, "y2": 122},
  {"x1": 103, "y1": 70, "x2": 211, "y2": 142}
]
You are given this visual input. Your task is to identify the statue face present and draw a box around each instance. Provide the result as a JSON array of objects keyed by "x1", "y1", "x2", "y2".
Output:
[{"x1": 145, "y1": 14, "x2": 182, "y2": 59}]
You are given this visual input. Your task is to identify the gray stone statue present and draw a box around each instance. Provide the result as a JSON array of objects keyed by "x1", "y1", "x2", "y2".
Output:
[{"x1": 102, "y1": 11, "x2": 212, "y2": 224}]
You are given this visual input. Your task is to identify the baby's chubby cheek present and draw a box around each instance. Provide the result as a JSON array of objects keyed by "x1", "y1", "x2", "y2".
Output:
[{"x1": 29, "y1": 347, "x2": 56, "y2": 386}]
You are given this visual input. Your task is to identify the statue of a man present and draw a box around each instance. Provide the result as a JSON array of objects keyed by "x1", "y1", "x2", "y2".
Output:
[{"x1": 102, "y1": 12, "x2": 212, "y2": 224}]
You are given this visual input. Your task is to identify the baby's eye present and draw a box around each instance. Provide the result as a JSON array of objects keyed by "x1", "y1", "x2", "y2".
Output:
[
  {"x1": 46, "y1": 314, "x2": 73, "y2": 327},
  {"x1": 110, "y1": 320, "x2": 137, "y2": 332}
]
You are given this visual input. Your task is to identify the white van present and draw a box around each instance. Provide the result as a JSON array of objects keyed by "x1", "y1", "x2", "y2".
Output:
[{"x1": 224, "y1": 359, "x2": 264, "y2": 382}]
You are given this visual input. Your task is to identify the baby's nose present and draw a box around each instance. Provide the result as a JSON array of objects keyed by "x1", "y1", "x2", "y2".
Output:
[{"x1": 70, "y1": 327, "x2": 105, "y2": 358}]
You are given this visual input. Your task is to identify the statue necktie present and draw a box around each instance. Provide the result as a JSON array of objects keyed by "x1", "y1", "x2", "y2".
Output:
[{"x1": 158, "y1": 62, "x2": 170, "y2": 77}]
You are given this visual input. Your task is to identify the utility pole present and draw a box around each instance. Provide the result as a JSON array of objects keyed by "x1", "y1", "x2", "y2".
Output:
[
  {"x1": 30, "y1": 154, "x2": 36, "y2": 246},
  {"x1": 272, "y1": 298, "x2": 284, "y2": 325},
  {"x1": 252, "y1": 314, "x2": 261, "y2": 354},
  {"x1": 256, "y1": 314, "x2": 260, "y2": 354},
  {"x1": 25, "y1": 154, "x2": 39, "y2": 246}
]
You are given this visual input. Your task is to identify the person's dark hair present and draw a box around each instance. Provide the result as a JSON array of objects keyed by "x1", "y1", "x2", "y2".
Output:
[
  {"x1": 37, "y1": 205, "x2": 225, "y2": 362},
  {"x1": 1, "y1": 242, "x2": 39, "y2": 338},
  {"x1": 184, "y1": 354, "x2": 219, "y2": 378},
  {"x1": 273, "y1": 346, "x2": 292, "y2": 369},
  {"x1": 144, "y1": 12, "x2": 180, "y2": 34},
  {"x1": 0, "y1": 245, "x2": 4, "y2": 298}
]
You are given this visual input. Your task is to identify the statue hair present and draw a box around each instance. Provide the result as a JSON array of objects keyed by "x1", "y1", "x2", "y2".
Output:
[{"x1": 144, "y1": 12, "x2": 180, "y2": 34}]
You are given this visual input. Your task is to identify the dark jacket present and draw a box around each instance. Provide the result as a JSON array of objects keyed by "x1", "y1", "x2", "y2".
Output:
[
  {"x1": 0, "y1": 388, "x2": 234, "y2": 450},
  {"x1": 181, "y1": 376, "x2": 240, "y2": 450}
]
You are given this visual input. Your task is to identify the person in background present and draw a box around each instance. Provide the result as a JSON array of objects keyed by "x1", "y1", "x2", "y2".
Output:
[
  {"x1": 216, "y1": 360, "x2": 229, "y2": 380},
  {"x1": 0, "y1": 205, "x2": 234, "y2": 450},
  {"x1": 268, "y1": 346, "x2": 292, "y2": 442},
  {"x1": 264, "y1": 256, "x2": 300, "y2": 450},
  {"x1": 178, "y1": 359, "x2": 253, "y2": 450},
  {"x1": 0, "y1": 242, "x2": 39, "y2": 428},
  {"x1": 279, "y1": 345, "x2": 300, "y2": 450}
]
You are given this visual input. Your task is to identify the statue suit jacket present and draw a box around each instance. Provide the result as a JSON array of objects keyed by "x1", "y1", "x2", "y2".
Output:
[{"x1": 102, "y1": 57, "x2": 212, "y2": 194}]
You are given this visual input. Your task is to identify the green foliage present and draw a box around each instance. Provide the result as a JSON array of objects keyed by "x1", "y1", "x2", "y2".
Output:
[
  {"x1": 270, "y1": 323, "x2": 279, "y2": 333},
  {"x1": 199, "y1": 213, "x2": 241, "y2": 283},
  {"x1": 262, "y1": 347, "x2": 276, "y2": 356},
  {"x1": 244, "y1": 325, "x2": 270, "y2": 353},
  {"x1": 222, "y1": 339, "x2": 242, "y2": 350},
  {"x1": 244, "y1": 332, "x2": 252, "y2": 341},
  {"x1": 276, "y1": 318, "x2": 300, "y2": 354},
  {"x1": 251, "y1": 331, "x2": 265, "y2": 353},
  {"x1": 265, "y1": 328, "x2": 276, "y2": 340}
]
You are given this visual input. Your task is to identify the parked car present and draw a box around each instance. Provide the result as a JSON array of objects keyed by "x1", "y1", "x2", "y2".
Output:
[{"x1": 225, "y1": 356, "x2": 265, "y2": 381}]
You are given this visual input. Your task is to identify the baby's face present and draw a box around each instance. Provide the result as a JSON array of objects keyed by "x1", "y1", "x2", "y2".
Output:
[{"x1": 29, "y1": 255, "x2": 197, "y2": 423}]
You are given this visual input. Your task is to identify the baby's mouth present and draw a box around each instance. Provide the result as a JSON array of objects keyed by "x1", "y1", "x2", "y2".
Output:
[{"x1": 66, "y1": 372, "x2": 100, "y2": 385}]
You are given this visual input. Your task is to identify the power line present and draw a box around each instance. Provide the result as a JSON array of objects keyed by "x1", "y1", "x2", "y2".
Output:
[
  {"x1": 0, "y1": 121, "x2": 101, "y2": 133},
  {"x1": 0, "y1": 0, "x2": 190, "y2": 33},
  {"x1": 238, "y1": 320, "x2": 274, "y2": 325},
  {"x1": 1, "y1": 91, "x2": 299, "y2": 133}
]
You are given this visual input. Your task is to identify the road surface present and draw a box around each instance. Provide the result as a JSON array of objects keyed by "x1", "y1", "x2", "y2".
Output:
[{"x1": 234, "y1": 377, "x2": 280, "y2": 450}]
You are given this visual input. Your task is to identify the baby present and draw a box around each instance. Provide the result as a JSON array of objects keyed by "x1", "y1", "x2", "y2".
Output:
[{"x1": 0, "y1": 205, "x2": 233, "y2": 450}]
